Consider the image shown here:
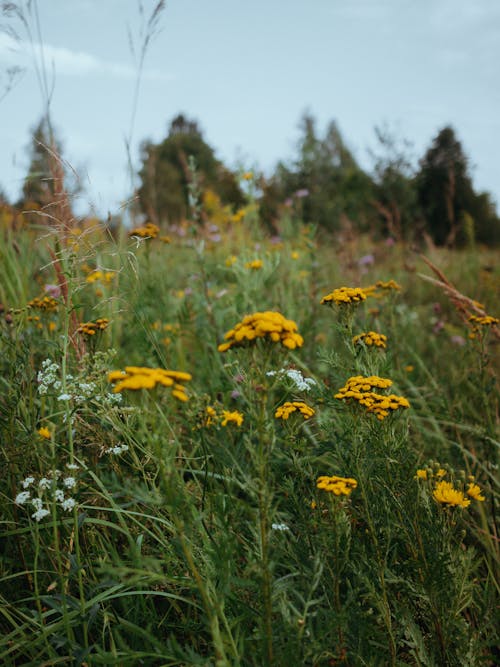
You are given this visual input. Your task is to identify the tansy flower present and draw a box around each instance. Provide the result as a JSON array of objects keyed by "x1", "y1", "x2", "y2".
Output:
[
  {"x1": 27, "y1": 296, "x2": 58, "y2": 312},
  {"x1": 433, "y1": 481, "x2": 470, "y2": 508},
  {"x1": 38, "y1": 427, "x2": 51, "y2": 440},
  {"x1": 317, "y1": 475, "x2": 357, "y2": 496},
  {"x1": 77, "y1": 318, "x2": 109, "y2": 336},
  {"x1": 218, "y1": 311, "x2": 304, "y2": 352},
  {"x1": 221, "y1": 410, "x2": 244, "y2": 426},
  {"x1": 275, "y1": 401, "x2": 315, "y2": 420},
  {"x1": 245, "y1": 259, "x2": 263, "y2": 270},
  {"x1": 321, "y1": 287, "x2": 366, "y2": 306},
  {"x1": 352, "y1": 331, "x2": 387, "y2": 348},
  {"x1": 108, "y1": 366, "x2": 191, "y2": 401},
  {"x1": 129, "y1": 222, "x2": 160, "y2": 239},
  {"x1": 334, "y1": 375, "x2": 409, "y2": 420},
  {"x1": 466, "y1": 483, "x2": 485, "y2": 501}
]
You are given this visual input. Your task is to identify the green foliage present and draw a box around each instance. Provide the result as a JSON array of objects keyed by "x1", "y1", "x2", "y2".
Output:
[
  {"x1": 138, "y1": 114, "x2": 245, "y2": 225},
  {"x1": 416, "y1": 126, "x2": 500, "y2": 247},
  {"x1": 0, "y1": 212, "x2": 498, "y2": 666}
]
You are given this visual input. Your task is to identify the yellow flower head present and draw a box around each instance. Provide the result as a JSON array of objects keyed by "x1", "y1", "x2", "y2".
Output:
[
  {"x1": 415, "y1": 469, "x2": 427, "y2": 480},
  {"x1": 432, "y1": 481, "x2": 470, "y2": 508},
  {"x1": 334, "y1": 375, "x2": 409, "y2": 420},
  {"x1": 218, "y1": 311, "x2": 304, "y2": 352},
  {"x1": 275, "y1": 401, "x2": 315, "y2": 420},
  {"x1": 352, "y1": 331, "x2": 387, "y2": 349},
  {"x1": 108, "y1": 366, "x2": 191, "y2": 401},
  {"x1": 245, "y1": 259, "x2": 263, "y2": 270},
  {"x1": 38, "y1": 426, "x2": 51, "y2": 440},
  {"x1": 129, "y1": 222, "x2": 160, "y2": 239},
  {"x1": 220, "y1": 410, "x2": 244, "y2": 427},
  {"x1": 466, "y1": 483, "x2": 485, "y2": 502},
  {"x1": 77, "y1": 318, "x2": 109, "y2": 337},
  {"x1": 321, "y1": 287, "x2": 367, "y2": 306},
  {"x1": 27, "y1": 296, "x2": 58, "y2": 312},
  {"x1": 317, "y1": 475, "x2": 358, "y2": 496}
]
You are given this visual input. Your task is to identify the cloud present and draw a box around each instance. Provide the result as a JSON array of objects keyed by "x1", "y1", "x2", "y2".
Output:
[{"x1": 0, "y1": 33, "x2": 173, "y2": 82}]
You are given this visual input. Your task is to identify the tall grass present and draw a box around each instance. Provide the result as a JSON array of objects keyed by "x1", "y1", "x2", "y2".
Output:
[{"x1": 0, "y1": 206, "x2": 498, "y2": 665}]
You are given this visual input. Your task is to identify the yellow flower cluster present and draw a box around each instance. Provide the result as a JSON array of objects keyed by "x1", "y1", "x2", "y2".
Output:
[
  {"x1": 245, "y1": 259, "x2": 263, "y2": 270},
  {"x1": 38, "y1": 426, "x2": 51, "y2": 439},
  {"x1": 334, "y1": 375, "x2": 410, "y2": 420},
  {"x1": 275, "y1": 401, "x2": 315, "y2": 420},
  {"x1": 363, "y1": 279, "x2": 402, "y2": 298},
  {"x1": 77, "y1": 318, "x2": 109, "y2": 336},
  {"x1": 352, "y1": 331, "x2": 387, "y2": 348},
  {"x1": 320, "y1": 287, "x2": 366, "y2": 306},
  {"x1": 202, "y1": 406, "x2": 244, "y2": 427},
  {"x1": 27, "y1": 296, "x2": 58, "y2": 312},
  {"x1": 469, "y1": 315, "x2": 498, "y2": 326},
  {"x1": 85, "y1": 270, "x2": 116, "y2": 284},
  {"x1": 433, "y1": 481, "x2": 471, "y2": 508},
  {"x1": 218, "y1": 311, "x2": 304, "y2": 352},
  {"x1": 108, "y1": 366, "x2": 192, "y2": 401},
  {"x1": 415, "y1": 465, "x2": 485, "y2": 508},
  {"x1": 129, "y1": 222, "x2": 160, "y2": 239},
  {"x1": 317, "y1": 475, "x2": 358, "y2": 496}
]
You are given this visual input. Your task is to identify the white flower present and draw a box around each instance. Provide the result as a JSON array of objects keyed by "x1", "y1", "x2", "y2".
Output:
[
  {"x1": 32, "y1": 508, "x2": 50, "y2": 522},
  {"x1": 66, "y1": 463, "x2": 79, "y2": 470},
  {"x1": 54, "y1": 489, "x2": 64, "y2": 502},
  {"x1": 61, "y1": 498, "x2": 76, "y2": 512},
  {"x1": 106, "y1": 444, "x2": 129, "y2": 455},
  {"x1": 31, "y1": 497, "x2": 43, "y2": 511},
  {"x1": 271, "y1": 523, "x2": 290, "y2": 531},
  {"x1": 38, "y1": 477, "x2": 51, "y2": 490},
  {"x1": 15, "y1": 491, "x2": 31, "y2": 505},
  {"x1": 22, "y1": 476, "x2": 35, "y2": 489},
  {"x1": 57, "y1": 393, "x2": 72, "y2": 401},
  {"x1": 63, "y1": 477, "x2": 76, "y2": 489},
  {"x1": 285, "y1": 369, "x2": 316, "y2": 391}
]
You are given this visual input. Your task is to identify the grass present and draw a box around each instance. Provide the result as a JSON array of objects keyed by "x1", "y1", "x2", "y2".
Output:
[{"x1": 0, "y1": 209, "x2": 498, "y2": 666}]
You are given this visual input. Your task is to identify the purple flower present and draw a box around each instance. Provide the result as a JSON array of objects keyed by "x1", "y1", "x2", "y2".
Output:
[
  {"x1": 284, "y1": 198, "x2": 293, "y2": 207},
  {"x1": 231, "y1": 389, "x2": 241, "y2": 399},
  {"x1": 44, "y1": 284, "x2": 61, "y2": 298},
  {"x1": 450, "y1": 335, "x2": 466, "y2": 346},
  {"x1": 385, "y1": 237, "x2": 396, "y2": 247},
  {"x1": 433, "y1": 320, "x2": 444, "y2": 334},
  {"x1": 358, "y1": 254, "x2": 375, "y2": 267},
  {"x1": 294, "y1": 189, "x2": 309, "y2": 198}
]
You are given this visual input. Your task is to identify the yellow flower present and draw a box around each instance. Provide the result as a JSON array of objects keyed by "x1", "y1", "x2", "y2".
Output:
[
  {"x1": 225, "y1": 255, "x2": 237, "y2": 267},
  {"x1": 108, "y1": 366, "x2": 191, "y2": 400},
  {"x1": 405, "y1": 365, "x2": 414, "y2": 373},
  {"x1": 415, "y1": 469, "x2": 427, "y2": 480},
  {"x1": 245, "y1": 259, "x2": 263, "y2": 270},
  {"x1": 218, "y1": 311, "x2": 303, "y2": 352},
  {"x1": 275, "y1": 401, "x2": 315, "y2": 420},
  {"x1": 466, "y1": 483, "x2": 485, "y2": 501},
  {"x1": 433, "y1": 481, "x2": 470, "y2": 508},
  {"x1": 38, "y1": 427, "x2": 51, "y2": 440},
  {"x1": 352, "y1": 331, "x2": 387, "y2": 349},
  {"x1": 242, "y1": 171, "x2": 253, "y2": 180},
  {"x1": 77, "y1": 318, "x2": 109, "y2": 337},
  {"x1": 321, "y1": 287, "x2": 366, "y2": 306},
  {"x1": 221, "y1": 410, "x2": 244, "y2": 426},
  {"x1": 334, "y1": 375, "x2": 409, "y2": 420},
  {"x1": 291, "y1": 251, "x2": 299, "y2": 260},
  {"x1": 317, "y1": 475, "x2": 357, "y2": 496},
  {"x1": 129, "y1": 222, "x2": 160, "y2": 239}
]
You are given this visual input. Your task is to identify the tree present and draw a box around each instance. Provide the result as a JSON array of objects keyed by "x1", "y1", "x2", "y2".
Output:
[
  {"x1": 370, "y1": 125, "x2": 421, "y2": 242},
  {"x1": 18, "y1": 116, "x2": 80, "y2": 219},
  {"x1": 260, "y1": 113, "x2": 375, "y2": 233},
  {"x1": 137, "y1": 114, "x2": 244, "y2": 225},
  {"x1": 416, "y1": 126, "x2": 499, "y2": 246}
]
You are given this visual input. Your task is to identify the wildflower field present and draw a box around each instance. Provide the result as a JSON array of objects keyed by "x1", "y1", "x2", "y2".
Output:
[{"x1": 0, "y1": 206, "x2": 499, "y2": 666}]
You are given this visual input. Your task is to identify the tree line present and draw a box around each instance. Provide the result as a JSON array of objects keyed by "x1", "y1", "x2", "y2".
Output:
[{"x1": 5, "y1": 112, "x2": 500, "y2": 246}]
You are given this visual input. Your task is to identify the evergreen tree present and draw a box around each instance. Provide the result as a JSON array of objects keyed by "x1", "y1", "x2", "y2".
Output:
[
  {"x1": 416, "y1": 126, "x2": 499, "y2": 246},
  {"x1": 138, "y1": 114, "x2": 244, "y2": 225}
]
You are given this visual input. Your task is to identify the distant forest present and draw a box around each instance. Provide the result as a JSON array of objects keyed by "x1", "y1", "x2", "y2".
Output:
[{"x1": 3, "y1": 112, "x2": 499, "y2": 246}]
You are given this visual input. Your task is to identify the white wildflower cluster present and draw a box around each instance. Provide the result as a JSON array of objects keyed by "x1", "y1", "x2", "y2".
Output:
[
  {"x1": 267, "y1": 368, "x2": 317, "y2": 392},
  {"x1": 271, "y1": 523, "x2": 290, "y2": 531},
  {"x1": 105, "y1": 443, "x2": 129, "y2": 455},
  {"x1": 14, "y1": 470, "x2": 78, "y2": 522},
  {"x1": 36, "y1": 358, "x2": 122, "y2": 407}
]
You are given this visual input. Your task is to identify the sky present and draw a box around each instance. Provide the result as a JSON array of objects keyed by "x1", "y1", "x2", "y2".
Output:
[{"x1": 0, "y1": 0, "x2": 499, "y2": 217}]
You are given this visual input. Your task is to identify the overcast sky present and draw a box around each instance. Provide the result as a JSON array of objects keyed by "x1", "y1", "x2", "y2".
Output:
[{"x1": 1, "y1": 0, "x2": 499, "y2": 217}]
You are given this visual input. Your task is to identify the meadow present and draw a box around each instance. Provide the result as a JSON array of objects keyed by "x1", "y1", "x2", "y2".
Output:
[{"x1": 0, "y1": 194, "x2": 498, "y2": 666}]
